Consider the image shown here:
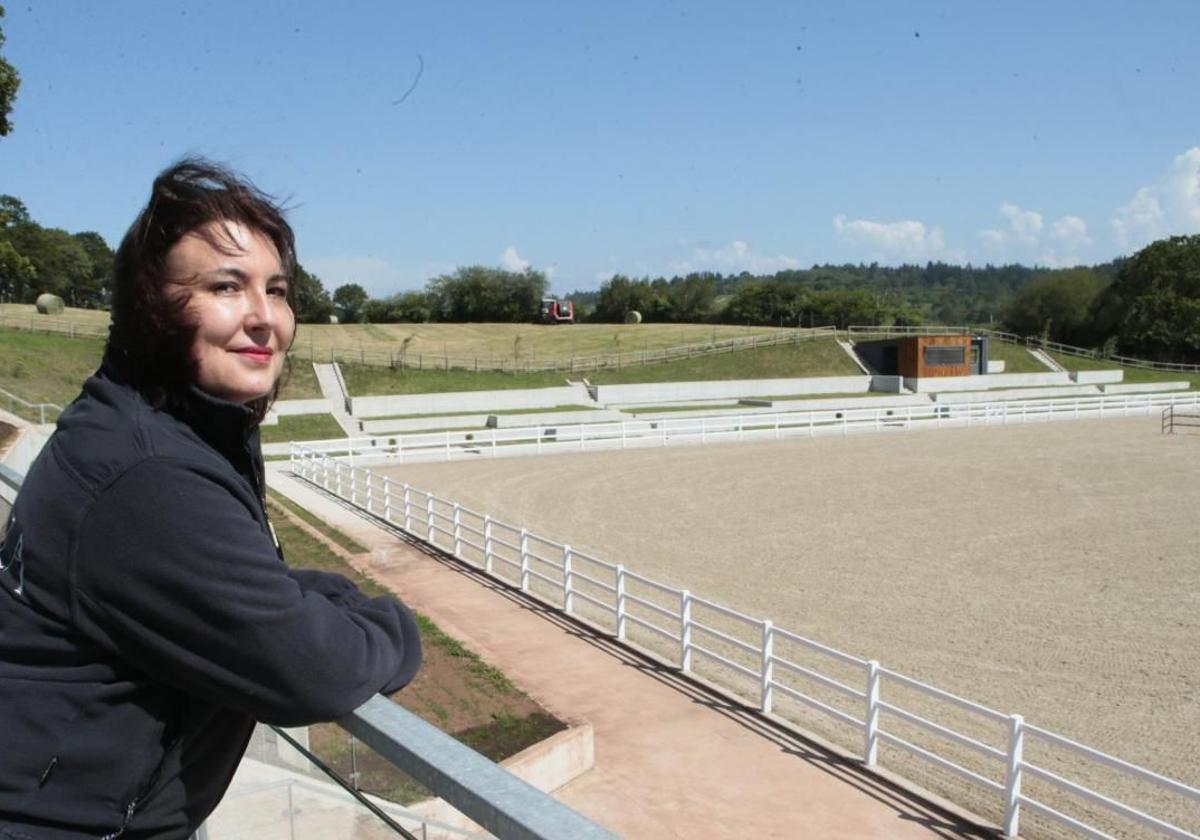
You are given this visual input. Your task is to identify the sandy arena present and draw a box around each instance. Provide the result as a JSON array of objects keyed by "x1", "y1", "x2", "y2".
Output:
[{"x1": 377, "y1": 416, "x2": 1200, "y2": 801}]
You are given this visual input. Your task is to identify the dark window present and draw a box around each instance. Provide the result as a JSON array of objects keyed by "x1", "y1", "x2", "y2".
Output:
[{"x1": 924, "y1": 345, "x2": 966, "y2": 366}]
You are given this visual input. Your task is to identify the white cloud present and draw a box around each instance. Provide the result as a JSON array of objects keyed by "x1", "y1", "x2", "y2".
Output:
[
  {"x1": 1051, "y1": 215, "x2": 1090, "y2": 246},
  {"x1": 500, "y1": 246, "x2": 531, "y2": 272},
  {"x1": 671, "y1": 239, "x2": 800, "y2": 275},
  {"x1": 1112, "y1": 147, "x2": 1200, "y2": 249},
  {"x1": 978, "y1": 204, "x2": 1090, "y2": 265},
  {"x1": 833, "y1": 215, "x2": 946, "y2": 262}
]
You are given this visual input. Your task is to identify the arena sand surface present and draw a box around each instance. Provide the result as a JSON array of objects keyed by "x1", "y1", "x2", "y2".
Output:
[{"x1": 378, "y1": 417, "x2": 1200, "y2": 795}]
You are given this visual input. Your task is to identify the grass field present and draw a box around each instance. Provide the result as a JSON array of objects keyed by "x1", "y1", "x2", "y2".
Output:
[
  {"x1": 988, "y1": 340, "x2": 1050, "y2": 373},
  {"x1": 0, "y1": 303, "x2": 792, "y2": 363},
  {"x1": 1048, "y1": 350, "x2": 1200, "y2": 389},
  {"x1": 258, "y1": 413, "x2": 344, "y2": 443},
  {"x1": 339, "y1": 337, "x2": 862, "y2": 395}
]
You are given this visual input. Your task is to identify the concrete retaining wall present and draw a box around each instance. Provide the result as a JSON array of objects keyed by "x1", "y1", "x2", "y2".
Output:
[
  {"x1": 933, "y1": 385, "x2": 1101, "y2": 404},
  {"x1": 1101, "y1": 381, "x2": 1190, "y2": 394},
  {"x1": 631, "y1": 393, "x2": 932, "y2": 421},
  {"x1": 0, "y1": 411, "x2": 52, "y2": 476},
  {"x1": 403, "y1": 723, "x2": 595, "y2": 836},
  {"x1": 1070, "y1": 369, "x2": 1124, "y2": 385},
  {"x1": 350, "y1": 384, "x2": 590, "y2": 418},
  {"x1": 361, "y1": 409, "x2": 626, "y2": 435},
  {"x1": 987, "y1": 360, "x2": 1007, "y2": 373},
  {"x1": 596, "y1": 376, "x2": 872, "y2": 405},
  {"x1": 904, "y1": 372, "x2": 1073, "y2": 393},
  {"x1": 273, "y1": 398, "x2": 334, "y2": 416}
]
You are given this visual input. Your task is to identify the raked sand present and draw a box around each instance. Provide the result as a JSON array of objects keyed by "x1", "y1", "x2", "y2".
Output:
[{"x1": 377, "y1": 416, "x2": 1200, "y2": 831}]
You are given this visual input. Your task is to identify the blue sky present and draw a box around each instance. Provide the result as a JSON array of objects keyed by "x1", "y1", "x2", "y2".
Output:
[{"x1": 3, "y1": 1, "x2": 1199, "y2": 296}]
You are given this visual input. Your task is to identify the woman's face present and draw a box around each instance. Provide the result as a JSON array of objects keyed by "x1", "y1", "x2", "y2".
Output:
[{"x1": 165, "y1": 221, "x2": 295, "y2": 405}]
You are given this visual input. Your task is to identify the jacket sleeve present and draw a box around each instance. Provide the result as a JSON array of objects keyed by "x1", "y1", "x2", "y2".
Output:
[{"x1": 70, "y1": 457, "x2": 422, "y2": 725}]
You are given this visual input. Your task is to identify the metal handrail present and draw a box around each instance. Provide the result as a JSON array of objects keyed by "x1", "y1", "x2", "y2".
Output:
[{"x1": 0, "y1": 466, "x2": 617, "y2": 840}]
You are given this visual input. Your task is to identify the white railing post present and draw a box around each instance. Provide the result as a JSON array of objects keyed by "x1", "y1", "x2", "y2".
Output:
[
  {"x1": 366, "y1": 472, "x2": 374, "y2": 512},
  {"x1": 452, "y1": 503, "x2": 462, "y2": 556},
  {"x1": 1003, "y1": 714, "x2": 1024, "y2": 838},
  {"x1": 403, "y1": 486, "x2": 412, "y2": 532},
  {"x1": 760, "y1": 620, "x2": 774, "y2": 713},
  {"x1": 519, "y1": 528, "x2": 530, "y2": 591},
  {"x1": 336, "y1": 462, "x2": 345, "y2": 498},
  {"x1": 426, "y1": 496, "x2": 435, "y2": 543},
  {"x1": 562, "y1": 545, "x2": 573, "y2": 611},
  {"x1": 864, "y1": 660, "x2": 881, "y2": 765},
  {"x1": 382, "y1": 479, "x2": 391, "y2": 521},
  {"x1": 616, "y1": 565, "x2": 627, "y2": 640},
  {"x1": 680, "y1": 590, "x2": 692, "y2": 671},
  {"x1": 483, "y1": 516, "x2": 493, "y2": 574}
]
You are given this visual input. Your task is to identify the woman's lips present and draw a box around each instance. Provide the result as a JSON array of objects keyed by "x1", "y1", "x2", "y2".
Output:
[{"x1": 232, "y1": 348, "x2": 274, "y2": 364}]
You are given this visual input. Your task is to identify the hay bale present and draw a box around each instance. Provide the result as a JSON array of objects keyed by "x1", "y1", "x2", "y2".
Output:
[
  {"x1": 35, "y1": 294, "x2": 65, "y2": 315},
  {"x1": 624, "y1": 310, "x2": 642, "y2": 325}
]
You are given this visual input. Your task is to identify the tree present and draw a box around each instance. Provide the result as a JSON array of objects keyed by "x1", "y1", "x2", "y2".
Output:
[
  {"x1": 293, "y1": 264, "x2": 334, "y2": 323},
  {"x1": 0, "y1": 238, "x2": 35, "y2": 302},
  {"x1": 332, "y1": 282, "x2": 369, "y2": 323},
  {"x1": 0, "y1": 5, "x2": 19, "y2": 137},
  {"x1": 1003, "y1": 269, "x2": 1106, "y2": 346},
  {"x1": 425, "y1": 266, "x2": 547, "y2": 322},
  {"x1": 1098, "y1": 235, "x2": 1200, "y2": 361},
  {"x1": 72, "y1": 231, "x2": 114, "y2": 308}
]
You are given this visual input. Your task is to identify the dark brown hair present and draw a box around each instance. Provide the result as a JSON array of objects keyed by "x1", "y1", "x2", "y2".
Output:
[{"x1": 107, "y1": 158, "x2": 297, "y2": 423}]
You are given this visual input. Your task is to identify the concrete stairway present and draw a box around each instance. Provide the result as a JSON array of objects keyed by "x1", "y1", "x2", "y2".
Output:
[{"x1": 312, "y1": 363, "x2": 361, "y2": 437}]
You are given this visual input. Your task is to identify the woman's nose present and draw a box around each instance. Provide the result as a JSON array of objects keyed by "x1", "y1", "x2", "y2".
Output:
[{"x1": 244, "y1": 286, "x2": 274, "y2": 331}]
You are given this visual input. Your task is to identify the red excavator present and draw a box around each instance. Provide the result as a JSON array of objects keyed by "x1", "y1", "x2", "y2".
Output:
[{"x1": 539, "y1": 297, "x2": 575, "y2": 324}]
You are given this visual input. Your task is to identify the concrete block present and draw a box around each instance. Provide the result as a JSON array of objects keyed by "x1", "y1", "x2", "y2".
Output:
[
  {"x1": 1070, "y1": 369, "x2": 1124, "y2": 384},
  {"x1": 1101, "y1": 381, "x2": 1190, "y2": 394},
  {"x1": 597, "y1": 376, "x2": 871, "y2": 406}
]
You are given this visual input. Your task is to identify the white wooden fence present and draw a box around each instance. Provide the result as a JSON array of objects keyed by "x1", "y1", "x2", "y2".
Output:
[
  {"x1": 289, "y1": 390, "x2": 1200, "y2": 467},
  {"x1": 290, "y1": 445, "x2": 1200, "y2": 839}
]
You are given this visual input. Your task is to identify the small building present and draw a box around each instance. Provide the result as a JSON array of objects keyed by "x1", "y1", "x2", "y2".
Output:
[{"x1": 855, "y1": 335, "x2": 988, "y2": 378}]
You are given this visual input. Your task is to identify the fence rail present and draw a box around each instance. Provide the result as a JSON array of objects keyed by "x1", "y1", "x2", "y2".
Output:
[
  {"x1": 288, "y1": 390, "x2": 1200, "y2": 467},
  {"x1": 292, "y1": 442, "x2": 1200, "y2": 840},
  {"x1": 0, "y1": 385, "x2": 63, "y2": 424},
  {"x1": 1162, "y1": 406, "x2": 1200, "y2": 434}
]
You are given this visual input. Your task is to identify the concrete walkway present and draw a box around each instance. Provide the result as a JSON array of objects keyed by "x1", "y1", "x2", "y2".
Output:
[
  {"x1": 267, "y1": 465, "x2": 992, "y2": 840},
  {"x1": 312, "y1": 362, "x2": 360, "y2": 436}
]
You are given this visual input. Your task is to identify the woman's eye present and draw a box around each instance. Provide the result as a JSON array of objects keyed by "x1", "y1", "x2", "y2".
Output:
[
  {"x1": 212, "y1": 282, "x2": 239, "y2": 294},
  {"x1": 268, "y1": 285, "x2": 289, "y2": 298}
]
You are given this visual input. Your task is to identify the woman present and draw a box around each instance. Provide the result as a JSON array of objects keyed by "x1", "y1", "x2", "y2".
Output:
[{"x1": 0, "y1": 160, "x2": 422, "y2": 838}]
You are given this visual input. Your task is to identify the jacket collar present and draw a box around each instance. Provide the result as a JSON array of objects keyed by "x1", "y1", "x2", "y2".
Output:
[{"x1": 96, "y1": 354, "x2": 259, "y2": 463}]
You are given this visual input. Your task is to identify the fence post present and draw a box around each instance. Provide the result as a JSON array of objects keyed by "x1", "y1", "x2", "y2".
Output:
[
  {"x1": 864, "y1": 660, "x2": 881, "y2": 765},
  {"x1": 616, "y1": 565, "x2": 627, "y2": 640},
  {"x1": 383, "y1": 479, "x2": 392, "y2": 521},
  {"x1": 562, "y1": 545, "x2": 573, "y2": 612},
  {"x1": 483, "y1": 516, "x2": 493, "y2": 574},
  {"x1": 760, "y1": 620, "x2": 774, "y2": 713},
  {"x1": 365, "y1": 472, "x2": 374, "y2": 512},
  {"x1": 680, "y1": 590, "x2": 692, "y2": 671},
  {"x1": 403, "y1": 486, "x2": 412, "y2": 532},
  {"x1": 1003, "y1": 714, "x2": 1024, "y2": 838},
  {"x1": 452, "y1": 503, "x2": 462, "y2": 556},
  {"x1": 519, "y1": 528, "x2": 530, "y2": 591},
  {"x1": 426, "y1": 496, "x2": 435, "y2": 543}
]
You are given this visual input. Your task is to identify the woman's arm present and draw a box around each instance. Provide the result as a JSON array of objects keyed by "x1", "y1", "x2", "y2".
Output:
[{"x1": 69, "y1": 457, "x2": 422, "y2": 725}]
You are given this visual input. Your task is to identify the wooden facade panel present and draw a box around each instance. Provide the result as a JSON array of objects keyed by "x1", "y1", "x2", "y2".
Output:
[{"x1": 898, "y1": 335, "x2": 973, "y2": 378}]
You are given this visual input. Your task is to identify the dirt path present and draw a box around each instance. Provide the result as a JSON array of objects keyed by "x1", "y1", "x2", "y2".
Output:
[{"x1": 375, "y1": 417, "x2": 1200, "y2": 832}]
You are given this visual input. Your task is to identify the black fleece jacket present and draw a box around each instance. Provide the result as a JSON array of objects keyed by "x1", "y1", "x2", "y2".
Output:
[{"x1": 0, "y1": 360, "x2": 421, "y2": 839}]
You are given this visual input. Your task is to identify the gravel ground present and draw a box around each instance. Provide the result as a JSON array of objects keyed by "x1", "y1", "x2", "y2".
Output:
[{"x1": 378, "y1": 417, "x2": 1200, "y2": 831}]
